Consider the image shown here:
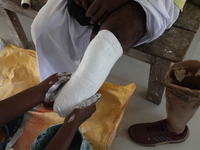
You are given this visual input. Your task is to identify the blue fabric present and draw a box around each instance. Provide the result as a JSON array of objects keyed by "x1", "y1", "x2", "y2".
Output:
[
  {"x1": 0, "y1": 115, "x2": 23, "y2": 149},
  {"x1": 0, "y1": 38, "x2": 9, "y2": 52},
  {"x1": 31, "y1": 124, "x2": 92, "y2": 150},
  {"x1": 0, "y1": 125, "x2": 9, "y2": 149}
]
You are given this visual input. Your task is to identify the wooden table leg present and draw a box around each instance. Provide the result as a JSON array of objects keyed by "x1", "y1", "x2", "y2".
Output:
[
  {"x1": 147, "y1": 57, "x2": 171, "y2": 105},
  {"x1": 0, "y1": 6, "x2": 29, "y2": 49}
]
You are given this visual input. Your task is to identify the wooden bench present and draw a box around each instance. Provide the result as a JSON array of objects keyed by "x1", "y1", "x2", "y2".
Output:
[{"x1": 0, "y1": 0, "x2": 200, "y2": 105}]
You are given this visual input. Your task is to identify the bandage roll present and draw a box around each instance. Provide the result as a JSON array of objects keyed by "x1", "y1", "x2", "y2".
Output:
[
  {"x1": 21, "y1": 0, "x2": 31, "y2": 9},
  {"x1": 53, "y1": 30, "x2": 123, "y2": 117}
]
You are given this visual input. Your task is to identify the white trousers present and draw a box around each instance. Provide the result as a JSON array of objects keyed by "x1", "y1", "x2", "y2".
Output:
[{"x1": 31, "y1": 0, "x2": 180, "y2": 81}]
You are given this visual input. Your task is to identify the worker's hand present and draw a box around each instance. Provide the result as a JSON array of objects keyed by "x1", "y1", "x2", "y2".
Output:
[
  {"x1": 64, "y1": 93, "x2": 101, "y2": 125},
  {"x1": 43, "y1": 72, "x2": 71, "y2": 103},
  {"x1": 37, "y1": 73, "x2": 71, "y2": 93},
  {"x1": 84, "y1": 0, "x2": 129, "y2": 25},
  {"x1": 36, "y1": 72, "x2": 71, "y2": 108}
]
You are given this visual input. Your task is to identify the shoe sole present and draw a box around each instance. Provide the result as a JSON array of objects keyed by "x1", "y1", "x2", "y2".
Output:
[{"x1": 131, "y1": 131, "x2": 189, "y2": 147}]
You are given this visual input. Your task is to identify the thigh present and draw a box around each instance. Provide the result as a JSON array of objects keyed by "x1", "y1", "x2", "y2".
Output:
[{"x1": 101, "y1": 0, "x2": 146, "y2": 51}]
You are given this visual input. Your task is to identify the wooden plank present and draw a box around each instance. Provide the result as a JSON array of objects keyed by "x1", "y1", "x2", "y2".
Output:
[
  {"x1": 0, "y1": 7, "x2": 29, "y2": 48},
  {"x1": 190, "y1": 0, "x2": 200, "y2": 7},
  {"x1": 131, "y1": 27, "x2": 195, "y2": 63},
  {"x1": 146, "y1": 57, "x2": 171, "y2": 105},
  {"x1": 174, "y1": 1, "x2": 200, "y2": 32},
  {"x1": 123, "y1": 50, "x2": 152, "y2": 64}
]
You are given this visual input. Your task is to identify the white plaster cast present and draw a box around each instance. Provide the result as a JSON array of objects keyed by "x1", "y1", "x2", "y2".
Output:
[
  {"x1": 68, "y1": 114, "x2": 76, "y2": 123},
  {"x1": 53, "y1": 30, "x2": 123, "y2": 117}
]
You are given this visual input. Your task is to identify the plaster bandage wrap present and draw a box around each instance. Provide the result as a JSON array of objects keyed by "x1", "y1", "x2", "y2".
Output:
[
  {"x1": 44, "y1": 72, "x2": 71, "y2": 103},
  {"x1": 53, "y1": 30, "x2": 123, "y2": 117}
]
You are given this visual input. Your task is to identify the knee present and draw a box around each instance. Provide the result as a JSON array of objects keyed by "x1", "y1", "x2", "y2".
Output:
[{"x1": 100, "y1": 1, "x2": 146, "y2": 50}]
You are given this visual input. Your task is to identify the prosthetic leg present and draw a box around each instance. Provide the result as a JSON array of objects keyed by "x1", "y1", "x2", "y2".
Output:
[
  {"x1": 128, "y1": 60, "x2": 200, "y2": 146},
  {"x1": 165, "y1": 60, "x2": 200, "y2": 134}
]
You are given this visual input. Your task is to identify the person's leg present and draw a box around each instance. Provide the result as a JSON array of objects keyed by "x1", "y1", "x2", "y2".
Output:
[
  {"x1": 100, "y1": 0, "x2": 146, "y2": 51},
  {"x1": 53, "y1": 0, "x2": 147, "y2": 117},
  {"x1": 52, "y1": 0, "x2": 177, "y2": 117}
]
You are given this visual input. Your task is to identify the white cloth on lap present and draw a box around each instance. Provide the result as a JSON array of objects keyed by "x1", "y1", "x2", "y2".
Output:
[{"x1": 133, "y1": 0, "x2": 180, "y2": 46}]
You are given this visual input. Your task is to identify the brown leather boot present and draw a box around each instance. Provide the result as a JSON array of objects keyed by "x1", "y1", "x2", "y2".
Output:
[{"x1": 165, "y1": 60, "x2": 200, "y2": 134}]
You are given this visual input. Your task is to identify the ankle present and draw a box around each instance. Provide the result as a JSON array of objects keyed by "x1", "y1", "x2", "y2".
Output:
[{"x1": 166, "y1": 121, "x2": 185, "y2": 134}]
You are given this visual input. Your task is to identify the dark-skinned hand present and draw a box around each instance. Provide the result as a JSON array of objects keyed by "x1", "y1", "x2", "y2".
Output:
[{"x1": 74, "y1": 0, "x2": 129, "y2": 25}]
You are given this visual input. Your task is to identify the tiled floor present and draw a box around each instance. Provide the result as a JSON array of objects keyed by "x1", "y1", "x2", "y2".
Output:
[{"x1": 1, "y1": 13, "x2": 200, "y2": 150}]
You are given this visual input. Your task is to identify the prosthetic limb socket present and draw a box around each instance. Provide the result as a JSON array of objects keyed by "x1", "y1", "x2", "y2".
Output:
[{"x1": 165, "y1": 60, "x2": 200, "y2": 133}]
